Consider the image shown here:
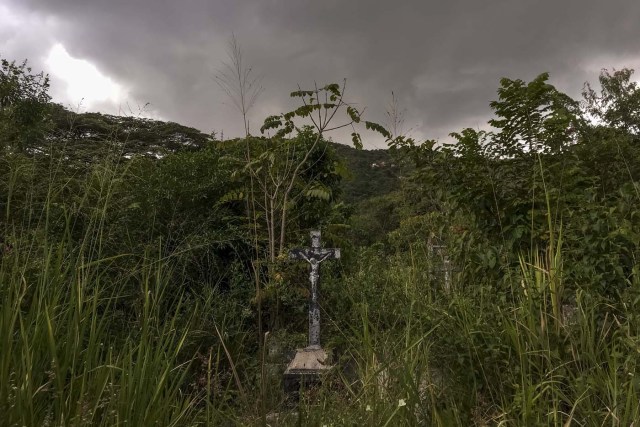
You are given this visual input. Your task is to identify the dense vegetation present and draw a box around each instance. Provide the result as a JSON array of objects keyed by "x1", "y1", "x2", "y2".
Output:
[{"x1": 2, "y1": 56, "x2": 640, "y2": 426}]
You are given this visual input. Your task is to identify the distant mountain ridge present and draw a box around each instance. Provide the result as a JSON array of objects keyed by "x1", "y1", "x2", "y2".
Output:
[{"x1": 48, "y1": 105, "x2": 399, "y2": 204}]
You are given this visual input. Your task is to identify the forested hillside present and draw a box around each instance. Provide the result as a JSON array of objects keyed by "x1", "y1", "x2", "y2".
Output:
[
  {"x1": 2, "y1": 57, "x2": 640, "y2": 425},
  {"x1": 332, "y1": 143, "x2": 399, "y2": 204}
]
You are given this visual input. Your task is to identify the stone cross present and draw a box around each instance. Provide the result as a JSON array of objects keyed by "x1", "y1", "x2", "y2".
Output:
[{"x1": 289, "y1": 230, "x2": 340, "y2": 349}]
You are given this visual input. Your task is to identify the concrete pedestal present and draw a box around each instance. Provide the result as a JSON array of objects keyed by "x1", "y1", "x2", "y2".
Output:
[{"x1": 283, "y1": 346, "x2": 331, "y2": 397}]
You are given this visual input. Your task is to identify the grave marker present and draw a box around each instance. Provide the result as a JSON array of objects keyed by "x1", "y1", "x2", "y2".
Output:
[{"x1": 284, "y1": 230, "x2": 340, "y2": 395}]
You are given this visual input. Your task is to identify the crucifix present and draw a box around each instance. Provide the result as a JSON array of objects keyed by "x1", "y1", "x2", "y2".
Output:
[{"x1": 289, "y1": 230, "x2": 340, "y2": 349}]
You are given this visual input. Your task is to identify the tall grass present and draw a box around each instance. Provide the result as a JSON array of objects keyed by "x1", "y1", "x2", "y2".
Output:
[
  {"x1": 1, "y1": 153, "x2": 197, "y2": 425},
  {"x1": 2, "y1": 150, "x2": 639, "y2": 426},
  {"x1": 0, "y1": 151, "x2": 262, "y2": 426}
]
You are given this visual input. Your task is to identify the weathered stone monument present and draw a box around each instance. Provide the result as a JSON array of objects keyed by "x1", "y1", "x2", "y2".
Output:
[{"x1": 284, "y1": 230, "x2": 340, "y2": 395}]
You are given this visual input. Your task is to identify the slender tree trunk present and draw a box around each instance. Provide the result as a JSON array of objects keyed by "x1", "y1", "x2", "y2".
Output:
[
  {"x1": 277, "y1": 133, "x2": 322, "y2": 255},
  {"x1": 269, "y1": 196, "x2": 276, "y2": 264}
]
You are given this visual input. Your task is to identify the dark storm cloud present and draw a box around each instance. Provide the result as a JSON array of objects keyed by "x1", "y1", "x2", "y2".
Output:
[{"x1": 3, "y1": 0, "x2": 640, "y2": 146}]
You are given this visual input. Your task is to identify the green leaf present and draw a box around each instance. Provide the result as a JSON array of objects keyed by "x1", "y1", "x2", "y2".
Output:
[
  {"x1": 364, "y1": 121, "x2": 391, "y2": 139},
  {"x1": 305, "y1": 184, "x2": 332, "y2": 201},
  {"x1": 294, "y1": 104, "x2": 320, "y2": 118},
  {"x1": 351, "y1": 132, "x2": 363, "y2": 150},
  {"x1": 261, "y1": 115, "x2": 282, "y2": 133},
  {"x1": 220, "y1": 190, "x2": 245, "y2": 203},
  {"x1": 290, "y1": 90, "x2": 314, "y2": 98},
  {"x1": 347, "y1": 106, "x2": 361, "y2": 123},
  {"x1": 323, "y1": 83, "x2": 341, "y2": 97}
]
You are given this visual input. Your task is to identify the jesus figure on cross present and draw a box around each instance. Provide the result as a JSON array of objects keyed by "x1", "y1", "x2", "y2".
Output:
[{"x1": 289, "y1": 230, "x2": 340, "y2": 349}]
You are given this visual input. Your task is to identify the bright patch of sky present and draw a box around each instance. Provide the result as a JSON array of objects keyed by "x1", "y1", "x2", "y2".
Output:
[
  {"x1": 0, "y1": 3, "x2": 20, "y2": 37},
  {"x1": 45, "y1": 43, "x2": 125, "y2": 109}
]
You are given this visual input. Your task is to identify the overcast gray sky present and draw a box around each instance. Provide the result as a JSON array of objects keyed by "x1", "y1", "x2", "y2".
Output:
[{"x1": 2, "y1": 0, "x2": 640, "y2": 148}]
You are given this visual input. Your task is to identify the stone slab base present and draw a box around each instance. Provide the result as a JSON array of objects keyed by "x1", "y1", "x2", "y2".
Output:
[{"x1": 283, "y1": 346, "x2": 331, "y2": 398}]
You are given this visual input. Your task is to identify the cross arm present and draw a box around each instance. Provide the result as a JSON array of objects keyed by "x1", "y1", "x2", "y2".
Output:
[
  {"x1": 289, "y1": 248, "x2": 311, "y2": 261},
  {"x1": 289, "y1": 247, "x2": 340, "y2": 262},
  {"x1": 317, "y1": 248, "x2": 340, "y2": 261}
]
